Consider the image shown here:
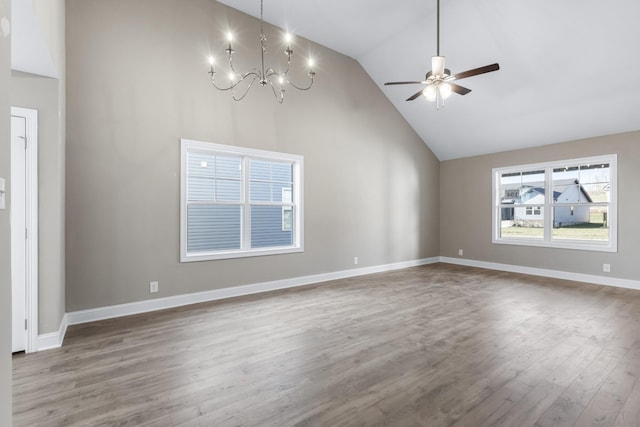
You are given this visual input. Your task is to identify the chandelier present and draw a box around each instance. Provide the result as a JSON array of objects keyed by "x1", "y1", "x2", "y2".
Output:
[{"x1": 207, "y1": 0, "x2": 315, "y2": 103}]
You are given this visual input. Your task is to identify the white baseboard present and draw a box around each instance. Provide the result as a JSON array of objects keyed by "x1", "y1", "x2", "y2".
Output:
[
  {"x1": 439, "y1": 257, "x2": 640, "y2": 291},
  {"x1": 37, "y1": 313, "x2": 68, "y2": 352},
  {"x1": 36, "y1": 256, "x2": 639, "y2": 352},
  {"x1": 66, "y1": 257, "x2": 440, "y2": 327}
]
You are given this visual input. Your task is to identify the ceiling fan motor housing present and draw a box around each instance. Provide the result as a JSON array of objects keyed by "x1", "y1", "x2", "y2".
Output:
[{"x1": 432, "y1": 56, "x2": 446, "y2": 77}]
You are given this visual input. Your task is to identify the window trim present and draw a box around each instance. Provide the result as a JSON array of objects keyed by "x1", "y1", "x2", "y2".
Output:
[
  {"x1": 492, "y1": 154, "x2": 617, "y2": 252},
  {"x1": 180, "y1": 139, "x2": 304, "y2": 262}
]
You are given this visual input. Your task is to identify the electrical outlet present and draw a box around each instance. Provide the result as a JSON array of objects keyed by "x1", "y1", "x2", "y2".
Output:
[
  {"x1": 149, "y1": 281, "x2": 159, "y2": 293},
  {"x1": 458, "y1": 249, "x2": 464, "y2": 256},
  {"x1": 603, "y1": 264, "x2": 611, "y2": 273},
  {"x1": 354, "y1": 256, "x2": 359, "y2": 265}
]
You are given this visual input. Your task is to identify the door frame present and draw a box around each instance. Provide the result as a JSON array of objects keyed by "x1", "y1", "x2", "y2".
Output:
[{"x1": 11, "y1": 106, "x2": 38, "y2": 353}]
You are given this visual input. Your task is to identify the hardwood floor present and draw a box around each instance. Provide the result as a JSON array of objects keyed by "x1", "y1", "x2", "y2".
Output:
[{"x1": 12, "y1": 263, "x2": 640, "y2": 426}]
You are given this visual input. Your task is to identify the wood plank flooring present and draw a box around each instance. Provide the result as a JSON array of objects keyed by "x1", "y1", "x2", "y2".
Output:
[{"x1": 12, "y1": 263, "x2": 640, "y2": 426}]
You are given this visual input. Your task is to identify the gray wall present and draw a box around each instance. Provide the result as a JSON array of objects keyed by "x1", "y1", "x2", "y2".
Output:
[
  {"x1": 65, "y1": 0, "x2": 440, "y2": 311},
  {"x1": 0, "y1": 0, "x2": 12, "y2": 422},
  {"x1": 440, "y1": 131, "x2": 640, "y2": 281},
  {"x1": 11, "y1": 72, "x2": 66, "y2": 334}
]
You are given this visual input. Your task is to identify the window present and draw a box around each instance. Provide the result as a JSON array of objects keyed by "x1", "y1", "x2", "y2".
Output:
[
  {"x1": 493, "y1": 154, "x2": 617, "y2": 252},
  {"x1": 181, "y1": 139, "x2": 303, "y2": 261},
  {"x1": 525, "y1": 206, "x2": 541, "y2": 216}
]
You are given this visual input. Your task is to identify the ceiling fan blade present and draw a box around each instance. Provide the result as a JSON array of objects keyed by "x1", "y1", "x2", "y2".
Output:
[
  {"x1": 453, "y1": 63, "x2": 500, "y2": 81},
  {"x1": 450, "y1": 83, "x2": 471, "y2": 95},
  {"x1": 384, "y1": 81, "x2": 424, "y2": 86},
  {"x1": 406, "y1": 89, "x2": 425, "y2": 101}
]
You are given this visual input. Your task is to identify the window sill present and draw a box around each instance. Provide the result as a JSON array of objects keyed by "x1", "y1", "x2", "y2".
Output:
[
  {"x1": 493, "y1": 237, "x2": 617, "y2": 253},
  {"x1": 181, "y1": 246, "x2": 304, "y2": 262}
]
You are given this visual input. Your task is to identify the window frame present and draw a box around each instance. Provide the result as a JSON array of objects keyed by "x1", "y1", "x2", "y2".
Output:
[
  {"x1": 492, "y1": 154, "x2": 617, "y2": 252},
  {"x1": 180, "y1": 139, "x2": 304, "y2": 262}
]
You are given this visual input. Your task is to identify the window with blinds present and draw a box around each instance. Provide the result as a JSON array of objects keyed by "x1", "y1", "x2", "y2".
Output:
[{"x1": 181, "y1": 139, "x2": 303, "y2": 262}]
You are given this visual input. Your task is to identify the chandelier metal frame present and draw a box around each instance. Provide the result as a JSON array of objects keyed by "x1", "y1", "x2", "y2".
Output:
[{"x1": 208, "y1": 0, "x2": 315, "y2": 103}]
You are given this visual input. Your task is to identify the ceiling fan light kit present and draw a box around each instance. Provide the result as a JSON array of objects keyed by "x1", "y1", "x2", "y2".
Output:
[{"x1": 385, "y1": 0, "x2": 500, "y2": 109}]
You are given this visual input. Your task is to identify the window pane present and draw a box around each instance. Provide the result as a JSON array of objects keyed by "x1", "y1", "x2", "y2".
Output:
[
  {"x1": 499, "y1": 206, "x2": 544, "y2": 239},
  {"x1": 282, "y1": 207, "x2": 293, "y2": 231},
  {"x1": 188, "y1": 177, "x2": 215, "y2": 201},
  {"x1": 580, "y1": 163, "x2": 610, "y2": 183},
  {"x1": 216, "y1": 179, "x2": 241, "y2": 202},
  {"x1": 553, "y1": 163, "x2": 610, "y2": 205},
  {"x1": 272, "y1": 183, "x2": 292, "y2": 202},
  {"x1": 187, "y1": 154, "x2": 242, "y2": 202},
  {"x1": 521, "y1": 170, "x2": 545, "y2": 185},
  {"x1": 188, "y1": 152, "x2": 215, "y2": 178},
  {"x1": 251, "y1": 205, "x2": 293, "y2": 248},
  {"x1": 249, "y1": 159, "x2": 271, "y2": 181},
  {"x1": 187, "y1": 205, "x2": 241, "y2": 252},
  {"x1": 281, "y1": 187, "x2": 292, "y2": 204},
  {"x1": 582, "y1": 183, "x2": 610, "y2": 203},
  {"x1": 500, "y1": 170, "x2": 544, "y2": 206},
  {"x1": 271, "y1": 162, "x2": 292, "y2": 182},
  {"x1": 216, "y1": 156, "x2": 242, "y2": 179},
  {"x1": 518, "y1": 188, "x2": 545, "y2": 206},
  {"x1": 552, "y1": 206, "x2": 609, "y2": 241},
  {"x1": 250, "y1": 181, "x2": 271, "y2": 202},
  {"x1": 187, "y1": 152, "x2": 215, "y2": 201},
  {"x1": 499, "y1": 172, "x2": 522, "y2": 203},
  {"x1": 552, "y1": 183, "x2": 589, "y2": 203},
  {"x1": 552, "y1": 165, "x2": 579, "y2": 183},
  {"x1": 249, "y1": 160, "x2": 293, "y2": 202}
]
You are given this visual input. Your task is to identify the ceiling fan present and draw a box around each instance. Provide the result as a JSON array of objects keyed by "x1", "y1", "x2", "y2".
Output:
[{"x1": 385, "y1": 0, "x2": 499, "y2": 108}]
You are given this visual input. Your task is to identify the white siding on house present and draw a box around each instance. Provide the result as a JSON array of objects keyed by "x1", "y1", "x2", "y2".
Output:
[
  {"x1": 553, "y1": 185, "x2": 590, "y2": 226},
  {"x1": 512, "y1": 185, "x2": 591, "y2": 227}
]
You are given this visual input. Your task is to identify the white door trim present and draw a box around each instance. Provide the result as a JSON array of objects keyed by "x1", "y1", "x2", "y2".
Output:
[{"x1": 11, "y1": 106, "x2": 39, "y2": 353}]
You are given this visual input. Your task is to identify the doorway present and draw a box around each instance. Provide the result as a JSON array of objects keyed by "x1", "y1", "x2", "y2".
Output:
[{"x1": 11, "y1": 106, "x2": 38, "y2": 353}]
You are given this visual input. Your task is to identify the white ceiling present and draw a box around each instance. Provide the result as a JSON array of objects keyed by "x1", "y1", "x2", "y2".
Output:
[
  {"x1": 217, "y1": 0, "x2": 640, "y2": 160},
  {"x1": 11, "y1": 0, "x2": 57, "y2": 78}
]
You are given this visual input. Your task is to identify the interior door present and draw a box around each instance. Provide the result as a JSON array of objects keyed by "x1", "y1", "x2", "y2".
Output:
[{"x1": 11, "y1": 114, "x2": 27, "y2": 353}]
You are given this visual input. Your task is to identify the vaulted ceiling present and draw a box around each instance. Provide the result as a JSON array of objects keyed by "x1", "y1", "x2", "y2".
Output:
[
  {"x1": 217, "y1": 0, "x2": 640, "y2": 160},
  {"x1": 11, "y1": 0, "x2": 57, "y2": 78}
]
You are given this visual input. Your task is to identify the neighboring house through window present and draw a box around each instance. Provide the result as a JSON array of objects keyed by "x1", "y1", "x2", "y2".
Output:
[
  {"x1": 181, "y1": 139, "x2": 303, "y2": 261},
  {"x1": 493, "y1": 154, "x2": 617, "y2": 252}
]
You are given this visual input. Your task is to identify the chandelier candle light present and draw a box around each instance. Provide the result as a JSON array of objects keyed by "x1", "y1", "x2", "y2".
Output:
[{"x1": 208, "y1": 0, "x2": 315, "y2": 103}]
